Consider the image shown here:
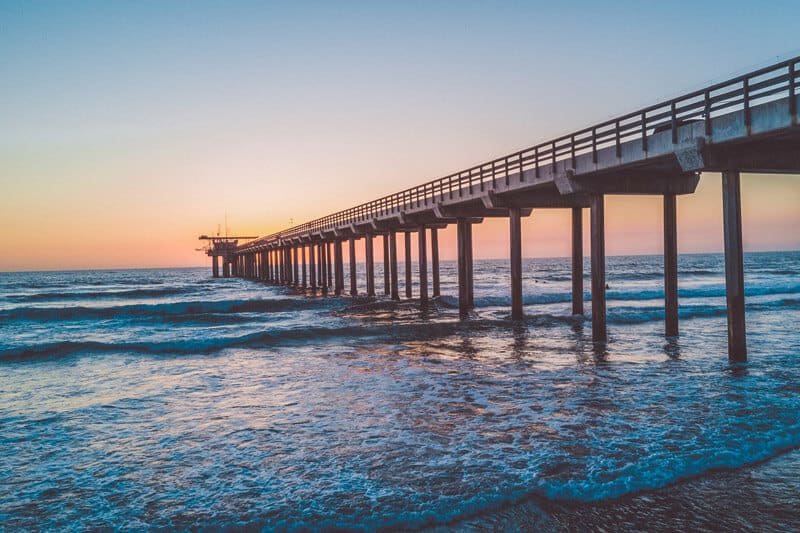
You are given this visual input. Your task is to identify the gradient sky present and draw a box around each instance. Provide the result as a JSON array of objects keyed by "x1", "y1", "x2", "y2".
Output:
[{"x1": 1, "y1": 1, "x2": 799, "y2": 271}]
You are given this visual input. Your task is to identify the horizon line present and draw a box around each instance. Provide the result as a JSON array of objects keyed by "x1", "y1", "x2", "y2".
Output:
[{"x1": 2, "y1": 249, "x2": 798, "y2": 275}]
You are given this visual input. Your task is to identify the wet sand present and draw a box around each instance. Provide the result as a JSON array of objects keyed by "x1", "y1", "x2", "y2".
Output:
[{"x1": 437, "y1": 446, "x2": 800, "y2": 532}]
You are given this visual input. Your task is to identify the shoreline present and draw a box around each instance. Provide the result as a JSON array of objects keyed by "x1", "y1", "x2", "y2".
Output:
[{"x1": 436, "y1": 445, "x2": 800, "y2": 532}]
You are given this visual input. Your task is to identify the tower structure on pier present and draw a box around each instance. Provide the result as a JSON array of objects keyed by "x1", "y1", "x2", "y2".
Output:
[{"x1": 198, "y1": 235, "x2": 256, "y2": 277}]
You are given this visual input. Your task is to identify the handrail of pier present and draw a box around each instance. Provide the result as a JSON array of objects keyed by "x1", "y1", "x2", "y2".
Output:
[{"x1": 240, "y1": 56, "x2": 799, "y2": 251}]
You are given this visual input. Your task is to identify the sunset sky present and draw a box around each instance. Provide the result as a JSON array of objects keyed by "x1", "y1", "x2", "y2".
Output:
[{"x1": 1, "y1": 1, "x2": 799, "y2": 271}]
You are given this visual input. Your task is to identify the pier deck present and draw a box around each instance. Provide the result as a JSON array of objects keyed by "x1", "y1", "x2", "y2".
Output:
[{"x1": 225, "y1": 57, "x2": 800, "y2": 363}]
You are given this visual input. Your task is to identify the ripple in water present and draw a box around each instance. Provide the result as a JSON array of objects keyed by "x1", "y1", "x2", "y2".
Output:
[{"x1": 0, "y1": 253, "x2": 799, "y2": 530}]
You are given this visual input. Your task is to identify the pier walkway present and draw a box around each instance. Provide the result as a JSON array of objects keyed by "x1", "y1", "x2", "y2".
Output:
[{"x1": 222, "y1": 57, "x2": 800, "y2": 363}]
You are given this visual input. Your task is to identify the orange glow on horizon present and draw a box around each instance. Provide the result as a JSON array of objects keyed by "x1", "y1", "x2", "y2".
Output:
[{"x1": 1, "y1": 161, "x2": 798, "y2": 272}]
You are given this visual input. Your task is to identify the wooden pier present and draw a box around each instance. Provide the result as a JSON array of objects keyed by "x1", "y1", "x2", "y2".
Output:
[{"x1": 218, "y1": 57, "x2": 800, "y2": 363}]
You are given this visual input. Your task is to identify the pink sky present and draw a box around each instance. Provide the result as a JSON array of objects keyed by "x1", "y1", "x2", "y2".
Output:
[{"x1": 2, "y1": 4, "x2": 799, "y2": 272}]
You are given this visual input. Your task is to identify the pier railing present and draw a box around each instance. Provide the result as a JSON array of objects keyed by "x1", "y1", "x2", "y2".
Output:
[{"x1": 242, "y1": 56, "x2": 798, "y2": 250}]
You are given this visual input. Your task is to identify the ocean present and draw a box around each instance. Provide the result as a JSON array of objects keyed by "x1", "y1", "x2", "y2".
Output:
[{"x1": 1, "y1": 252, "x2": 799, "y2": 531}]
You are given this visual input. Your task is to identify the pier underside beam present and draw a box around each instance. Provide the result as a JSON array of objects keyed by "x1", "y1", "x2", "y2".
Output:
[
  {"x1": 702, "y1": 139, "x2": 800, "y2": 173},
  {"x1": 590, "y1": 194, "x2": 607, "y2": 343},
  {"x1": 556, "y1": 170, "x2": 700, "y2": 196},
  {"x1": 722, "y1": 171, "x2": 747, "y2": 363}
]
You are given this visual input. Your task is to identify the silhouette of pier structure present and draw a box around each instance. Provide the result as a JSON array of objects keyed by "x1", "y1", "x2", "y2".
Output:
[
  {"x1": 198, "y1": 235, "x2": 257, "y2": 278},
  {"x1": 215, "y1": 57, "x2": 800, "y2": 363}
]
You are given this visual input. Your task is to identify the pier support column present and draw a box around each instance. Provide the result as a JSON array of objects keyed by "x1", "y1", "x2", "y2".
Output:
[
  {"x1": 383, "y1": 234, "x2": 390, "y2": 295},
  {"x1": 316, "y1": 244, "x2": 322, "y2": 292},
  {"x1": 333, "y1": 239, "x2": 344, "y2": 296},
  {"x1": 212, "y1": 255, "x2": 219, "y2": 278},
  {"x1": 309, "y1": 244, "x2": 317, "y2": 290},
  {"x1": 319, "y1": 242, "x2": 328, "y2": 294},
  {"x1": 509, "y1": 207, "x2": 523, "y2": 320},
  {"x1": 293, "y1": 247, "x2": 299, "y2": 286},
  {"x1": 389, "y1": 231, "x2": 399, "y2": 300},
  {"x1": 286, "y1": 248, "x2": 293, "y2": 285},
  {"x1": 404, "y1": 231, "x2": 413, "y2": 298},
  {"x1": 664, "y1": 194, "x2": 679, "y2": 337},
  {"x1": 365, "y1": 233, "x2": 375, "y2": 297},
  {"x1": 722, "y1": 171, "x2": 747, "y2": 362},
  {"x1": 327, "y1": 242, "x2": 334, "y2": 289},
  {"x1": 320, "y1": 243, "x2": 328, "y2": 295},
  {"x1": 572, "y1": 207, "x2": 584, "y2": 315},
  {"x1": 301, "y1": 246, "x2": 307, "y2": 288},
  {"x1": 431, "y1": 227, "x2": 440, "y2": 298},
  {"x1": 590, "y1": 194, "x2": 607, "y2": 343},
  {"x1": 335, "y1": 240, "x2": 344, "y2": 296},
  {"x1": 418, "y1": 225, "x2": 428, "y2": 304},
  {"x1": 349, "y1": 237, "x2": 358, "y2": 296},
  {"x1": 457, "y1": 219, "x2": 474, "y2": 316}
]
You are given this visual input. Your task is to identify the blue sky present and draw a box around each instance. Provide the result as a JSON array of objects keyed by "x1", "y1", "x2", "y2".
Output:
[{"x1": 1, "y1": 1, "x2": 799, "y2": 269}]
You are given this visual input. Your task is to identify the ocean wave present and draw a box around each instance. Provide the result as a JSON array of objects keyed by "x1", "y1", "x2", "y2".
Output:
[
  {"x1": 0, "y1": 297, "x2": 339, "y2": 323},
  {"x1": 4, "y1": 286, "x2": 197, "y2": 303},
  {"x1": 469, "y1": 283, "x2": 800, "y2": 308},
  {"x1": 213, "y1": 443, "x2": 800, "y2": 533},
  {"x1": 0, "y1": 318, "x2": 484, "y2": 361}
]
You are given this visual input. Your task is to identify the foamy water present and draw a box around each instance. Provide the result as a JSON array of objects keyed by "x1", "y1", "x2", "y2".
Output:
[{"x1": 1, "y1": 253, "x2": 799, "y2": 530}]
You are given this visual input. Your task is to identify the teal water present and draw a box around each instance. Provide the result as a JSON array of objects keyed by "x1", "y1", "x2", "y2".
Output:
[{"x1": 1, "y1": 252, "x2": 799, "y2": 531}]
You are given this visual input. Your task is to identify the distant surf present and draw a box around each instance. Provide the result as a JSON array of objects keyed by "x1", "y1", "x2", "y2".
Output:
[{"x1": 1, "y1": 253, "x2": 799, "y2": 531}]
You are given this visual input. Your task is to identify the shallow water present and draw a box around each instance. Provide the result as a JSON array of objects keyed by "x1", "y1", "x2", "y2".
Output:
[{"x1": 1, "y1": 252, "x2": 799, "y2": 530}]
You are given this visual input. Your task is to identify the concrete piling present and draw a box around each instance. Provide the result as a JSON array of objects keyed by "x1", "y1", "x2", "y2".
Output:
[{"x1": 722, "y1": 171, "x2": 747, "y2": 362}]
